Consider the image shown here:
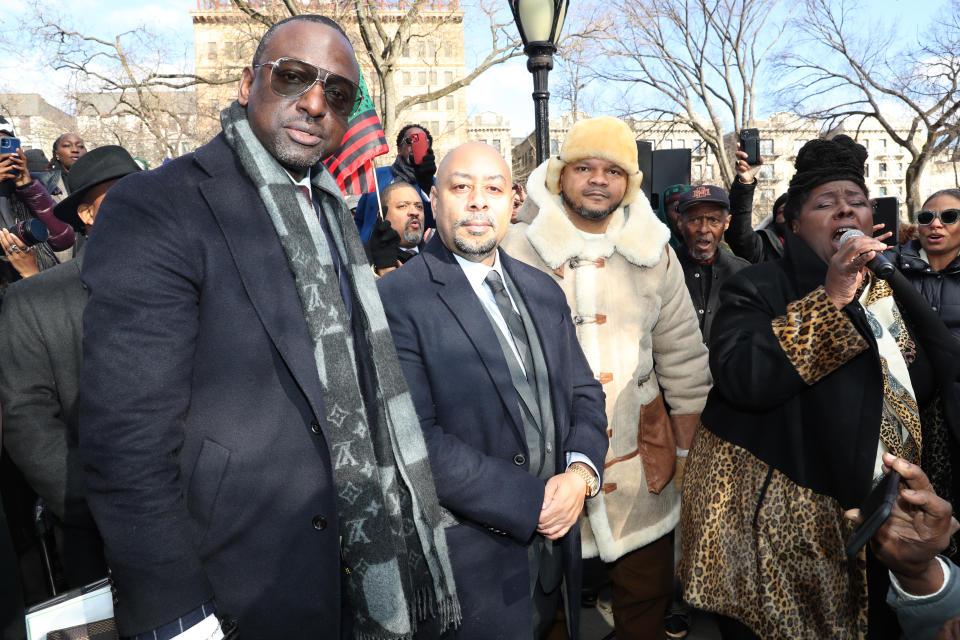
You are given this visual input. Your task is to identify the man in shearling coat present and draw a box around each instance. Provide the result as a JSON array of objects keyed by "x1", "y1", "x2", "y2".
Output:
[{"x1": 501, "y1": 116, "x2": 712, "y2": 639}]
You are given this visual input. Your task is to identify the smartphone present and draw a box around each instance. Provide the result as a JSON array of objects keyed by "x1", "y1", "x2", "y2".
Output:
[
  {"x1": 0, "y1": 137, "x2": 20, "y2": 178},
  {"x1": 845, "y1": 470, "x2": 901, "y2": 557},
  {"x1": 739, "y1": 128, "x2": 760, "y2": 166},
  {"x1": 409, "y1": 132, "x2": 428, "y2": 165},
  {"x1": 873, "y1": 196, "x2": 900, "y2": 248}
]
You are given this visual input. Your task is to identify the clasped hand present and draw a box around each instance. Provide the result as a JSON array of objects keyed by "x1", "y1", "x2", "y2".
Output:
[{"x1": 537, "y1": 471, "x2": 586, "y2": 540}]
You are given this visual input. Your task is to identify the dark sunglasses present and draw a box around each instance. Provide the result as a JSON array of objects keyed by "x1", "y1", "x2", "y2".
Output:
[
  {"x1": 917, "y1": 209, "x2": 960, "y2": 225},
  {"x1": 253, "y1": 57, "x2": 361, "y2": 117}
]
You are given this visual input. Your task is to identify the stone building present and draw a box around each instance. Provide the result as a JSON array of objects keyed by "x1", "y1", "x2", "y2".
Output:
[
  {"x1": 466, "y1": 110, "x2": 511, "y2": 168},
  {"x1": 74, "y1": 91, "x2": 201, "y2": 168},
  {"x1": 511, "y1": 111, "x2": 583, "y2": 185},
  {"x1": 189, "y1": 0, "x2": 469, "y2": 158},
  {"x1": 0, "y1": 94, "x2": 76, "y2": 161}
]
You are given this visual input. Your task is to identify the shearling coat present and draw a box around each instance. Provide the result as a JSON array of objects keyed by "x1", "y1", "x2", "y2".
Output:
[{"x1": 501, "y1": 160, "x2": 712, "y2": 561}]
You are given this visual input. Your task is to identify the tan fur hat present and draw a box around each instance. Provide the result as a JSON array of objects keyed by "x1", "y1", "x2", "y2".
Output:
[{"x1": 545, "y1": 116, "x2": 642, "y2": 207}]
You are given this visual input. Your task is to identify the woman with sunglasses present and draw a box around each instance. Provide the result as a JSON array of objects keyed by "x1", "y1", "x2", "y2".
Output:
[{"x1": 887, "y1": 188, "x2": 960, "y2": 340}]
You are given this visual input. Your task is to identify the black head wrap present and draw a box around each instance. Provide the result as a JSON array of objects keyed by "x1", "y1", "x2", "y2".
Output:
[{"x1": 784, "y1": 134, "x2": 868, "y2": 223}]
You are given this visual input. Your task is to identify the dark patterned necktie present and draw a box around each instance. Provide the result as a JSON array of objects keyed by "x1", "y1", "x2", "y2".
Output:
[{"x1": 484, "y1": 270, "x2": 530, "y2": 376}]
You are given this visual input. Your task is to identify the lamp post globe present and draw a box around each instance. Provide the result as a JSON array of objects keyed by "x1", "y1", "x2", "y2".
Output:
[{"x1": 508, "y1": 0, "x2": 569, "y2": 165}]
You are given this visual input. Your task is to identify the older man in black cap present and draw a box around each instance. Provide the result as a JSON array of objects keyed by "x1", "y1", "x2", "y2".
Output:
[
  {"x1": 0, "y1": 145, "x2": 141, "y2": 592},
  {"x1": 675, "y1": 184, "x2": 749, "y2": 343}
]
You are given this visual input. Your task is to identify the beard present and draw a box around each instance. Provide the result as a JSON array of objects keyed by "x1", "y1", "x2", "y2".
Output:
[
  {"x1": 402, "y1": 224, "x2": 424, "y2": 245},
  {"x1": 453, "y1": 212, "x2": 498, "y2": 257},
  {"x1": 561, "y1": 190, "x2": 620, "y2": 221},
  {"x1": 268, "y1": 116, "x2": 335, "y2": 171}
]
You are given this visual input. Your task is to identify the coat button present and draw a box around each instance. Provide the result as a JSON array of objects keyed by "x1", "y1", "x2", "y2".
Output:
[
  {"x1": 694, "y1": 272, "x2": 700, "y2": 278},
  {"x1": 545, "y1": 442, "x2": 553, "y2": 453},
  {"x1": 310, "y1": 420, "x2": 322, "y2": 434},
  {"x1": 513, "y1": 454, "x2": 526, "y2": 466},
  {"x1": 312, "y1": 515, "x2": 327, "y2": 531}
]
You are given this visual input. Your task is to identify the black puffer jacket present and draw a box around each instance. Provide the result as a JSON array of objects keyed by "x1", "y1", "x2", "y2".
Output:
[{"x1": 886, "y1": 239, "x2": 960, "y2": 341}]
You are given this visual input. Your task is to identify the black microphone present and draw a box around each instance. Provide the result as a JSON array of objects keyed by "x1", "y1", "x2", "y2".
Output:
[{"x1": 839, "y1": 229, "x2": 896, "y2": 280}]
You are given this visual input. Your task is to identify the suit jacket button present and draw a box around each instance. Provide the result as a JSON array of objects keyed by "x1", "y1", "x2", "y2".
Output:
[
  {"x1": 513, "y1": 454, "x2": 526, "y2": 466},
  {"x1": 313, "y1": 515, "x2": 327, "y2": 531},
  {"x1": 310, "y1": 420, "x2": 322, "y2": 434}
]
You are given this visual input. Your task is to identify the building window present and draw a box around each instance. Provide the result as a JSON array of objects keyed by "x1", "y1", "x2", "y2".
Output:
[
  {"x1": 207, "y1": 41, "x2": 217, "y2": 60},
  {"x1": 402, "y1": 71, "x2": 411, "y2": 85},
  {"x1": 418, "y1": 71, "x2": 427, "y2": 85},
  {"x1": 705, "y1": 165, "x2": 714, "y2": 179},
  {"x1": 692, "y1": 165, "x2": 702, "y2": 180},
  {"x1": 661, "y1": 139, "x2": 672, "y2": 149},
  {"x1": 444, "y1": 121, "x2": 455, "y2": 135},
  {"x1": 492, "y1": 140, "x2": 501, "y2": 153},
  {"x1": 879, "y1": 138, "x2": 887, "y2": 150},
  {"x1": 757, "y1": 165, "x2": 773, "y2": 180},
  {"x1": 760, "y1": 139, "x2": 774, "y2": 155},
  {"x1": 418, "y1": 41, "x2": 426, "y2": 57},
  {"x1": 443, "y1": 42, "x2": 453, "y2": 57},
  {"x1": 431, "y1": 121, "x2": 439, "y2": 133},
  {"x1": 760, "y1": 189, "x2": 775, "y2": 201},
  {"x1": 550, "y1": 139, "x2": 559, "y2": 155},
  {"x1": 402, "y1": 42, "x2": 410, "y2": 57},
  {"x1": 879, "y1": 186, "x2": 888, "y2": 195},
  {"x1": 692, "y1": 140, "x2": 703, "y2": 155},
  {"x1": 879, "y1": 162, "x2": 887, "y2": 177},
  {"x1": 444, "y1": 71, "x2": 453, "y2": 84},
  {"x1": 430, "y1": 71, "x2": 438, "y2": 84},
  {"x1": 864, "y1": 164, "x2": 869, "y2": 177},
  {"x1": 446, "y1": 96, "x2": 454, "y2": 109}
]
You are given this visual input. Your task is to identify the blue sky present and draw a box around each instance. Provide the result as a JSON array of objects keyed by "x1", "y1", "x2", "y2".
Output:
[{"x1": 0, "y1": 0, "x2": 947, "y2": 136}]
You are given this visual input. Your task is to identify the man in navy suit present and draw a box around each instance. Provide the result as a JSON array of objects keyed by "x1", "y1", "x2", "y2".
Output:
[
  {"x1": 77, "y1": 15, "x2": 456, "y2": 640},
  {"x1": 378, "y1": 143, "x2": 608, "y2": 639}
]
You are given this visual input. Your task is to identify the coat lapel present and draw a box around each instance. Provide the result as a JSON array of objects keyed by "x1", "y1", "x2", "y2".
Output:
[
  {"x1": 194, "y1": 137, "x2": 327, "y2": 423},
  {"x1": 422, "y1": 238, "x2": 527, "y2": 449}
]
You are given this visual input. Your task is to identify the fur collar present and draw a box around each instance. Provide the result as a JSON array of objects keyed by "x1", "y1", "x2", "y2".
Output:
[{"x1": 520, "y1": 160, "x2": 671, "y2": 270}]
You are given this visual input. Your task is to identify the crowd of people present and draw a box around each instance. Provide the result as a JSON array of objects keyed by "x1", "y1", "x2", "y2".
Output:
[{"x1": 1, "y1": 12, "x2": 959, "y2": 640}]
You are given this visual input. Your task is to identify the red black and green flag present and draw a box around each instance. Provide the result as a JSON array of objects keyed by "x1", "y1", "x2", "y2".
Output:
[{"x1": 324, "y1": 65, "x2": 388, "y2": 196}]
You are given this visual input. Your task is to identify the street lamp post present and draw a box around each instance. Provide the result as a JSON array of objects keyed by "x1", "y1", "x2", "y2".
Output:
[{"x1": 508, "y1": 0, "x2": 569, "y2": 166}]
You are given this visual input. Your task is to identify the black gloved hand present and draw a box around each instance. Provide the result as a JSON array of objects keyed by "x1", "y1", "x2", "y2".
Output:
[
  {"x1": 413, "y1": 150, "x2": 436, "y2": 193},
  {"x1": 369, "y1": 219, "x2": 401, "y2": 270}
]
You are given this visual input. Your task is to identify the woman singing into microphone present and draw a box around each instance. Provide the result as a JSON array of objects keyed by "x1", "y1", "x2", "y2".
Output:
[{"x1": 678, "y1": 135, "x2": 960, "y2": 639}]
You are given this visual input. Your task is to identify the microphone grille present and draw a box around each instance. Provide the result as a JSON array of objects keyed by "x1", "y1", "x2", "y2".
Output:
[{"x1": 838, "y1": 228, "x2": 865, "y2": 246}]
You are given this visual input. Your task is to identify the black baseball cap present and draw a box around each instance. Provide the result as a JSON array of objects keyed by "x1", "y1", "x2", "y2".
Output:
[
  {"x1": 676, "y1": 184, "x2": 730, "y2": 214},
  {"x1": 53, "y1": 145, "x2": 141, "y2": 229}
]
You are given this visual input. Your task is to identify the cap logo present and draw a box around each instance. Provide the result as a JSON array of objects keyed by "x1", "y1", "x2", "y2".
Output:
[{"x1": 692, "y1": 186, "x2": 710, "y2": 199}]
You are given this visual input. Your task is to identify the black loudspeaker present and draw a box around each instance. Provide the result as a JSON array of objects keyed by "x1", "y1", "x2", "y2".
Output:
[
  {"x1": 651, "y1": 149, "x2": 692, "y2": 203},
  {"x1": 636, "y1": 141, "x2": 653, "y2": 206}
]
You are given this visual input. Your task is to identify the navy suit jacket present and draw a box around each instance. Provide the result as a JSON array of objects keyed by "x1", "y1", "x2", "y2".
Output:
[
  {"x1": 377, "y1": 238, "x2": 607, "y2": 639},
  {"x1": 79, "y1": 134, "x2": 345, "y2": 637}
]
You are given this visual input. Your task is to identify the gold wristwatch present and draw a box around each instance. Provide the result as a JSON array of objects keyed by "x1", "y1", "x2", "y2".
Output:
[{"x1": 568, "y1": 462, "x2": 599, "y2": 498}]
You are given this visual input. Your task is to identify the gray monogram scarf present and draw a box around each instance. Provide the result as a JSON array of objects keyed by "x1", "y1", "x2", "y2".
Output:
[{"x1": 220, "y1": 102, "x2": 458, "y2": 640}]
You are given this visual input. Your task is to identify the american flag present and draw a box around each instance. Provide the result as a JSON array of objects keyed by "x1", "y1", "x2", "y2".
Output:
[{"x1": 324, "y1": 65, "x2": 389, "y2": 196}]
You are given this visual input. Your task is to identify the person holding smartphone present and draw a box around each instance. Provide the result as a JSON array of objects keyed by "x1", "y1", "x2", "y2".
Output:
[
  {"x1": 0, "y1": 119, "x2": 76, "y2": 289},
  {"x1": 679, "y1": 135, "x2": 960, "y2": 639},
  {"x1": 354, "y1": 123, "x2": 437, "y2": 242},
  {"x1": 885, "y1": 188, "x2": 960, "y2": 341},
  {"x1": 854, "y1": 454, "x2": 960, "y2": 639}
]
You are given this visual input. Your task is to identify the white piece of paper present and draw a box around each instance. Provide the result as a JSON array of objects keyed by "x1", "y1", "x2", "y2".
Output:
[{"x1": 25, "y1": 580, "x2": 113, "y2": 640}]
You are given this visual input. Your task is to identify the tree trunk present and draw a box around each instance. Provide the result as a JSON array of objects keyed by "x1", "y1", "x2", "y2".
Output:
[{"x1": 904, "y1": 154, "x2": 928, "y2": 219}]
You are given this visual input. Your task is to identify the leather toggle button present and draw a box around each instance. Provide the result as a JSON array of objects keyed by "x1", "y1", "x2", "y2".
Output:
[
  {"x1": 513, "y1": 454, "x2": 526, "y2": 466},
  {"x1": 313, "y1": 515, "x2": 327, "y2": 531},
  {"x1": 310, "y1": 420, "x2": 322, "y2": 434}
]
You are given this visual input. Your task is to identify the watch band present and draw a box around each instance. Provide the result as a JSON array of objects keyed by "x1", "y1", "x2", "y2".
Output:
[{"x1": 569, "y1": 462, "x2": 599, "y2": 498}]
